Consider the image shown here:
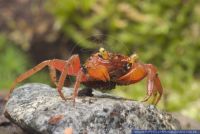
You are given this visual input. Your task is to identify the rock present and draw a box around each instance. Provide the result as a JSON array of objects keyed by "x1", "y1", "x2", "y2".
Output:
[
  {"x1": 0, "y1": 95, "x2": 25, "y2": 134},
  {"x1": 4, "y1": 83, "x2": 181, "y2": 134},
  {"x1": 171, "y1": 112, "x2": 200, "y2": 129}
]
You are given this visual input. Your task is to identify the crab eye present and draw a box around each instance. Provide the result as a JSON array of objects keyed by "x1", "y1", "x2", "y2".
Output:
[
  {"x1": 81, "y1": 65, "x2": 87, "y2": 74},
  {"x1": 124, "y1": 63, "x2": 132, "y2": 70}
]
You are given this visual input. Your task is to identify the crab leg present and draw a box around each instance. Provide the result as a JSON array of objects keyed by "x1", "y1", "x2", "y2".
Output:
[
  {"x1": 56, "y1": 62, "x2": 69, "y2": 100},
  {"x1": 6, "y1": 55, "x2": 82, "y2": 100},
  {"x1": 7, "y1": 60, "x2": 53, "y2": 99},
  {"x1": 55, "y1": 55, "x2": 82, "y2": 100},
  {"x1": 71, "y1": 70, "x2": 84, "y2": 105},
  {"x1": 49, "y1": 66, "x2": 58, "y2": 86}
]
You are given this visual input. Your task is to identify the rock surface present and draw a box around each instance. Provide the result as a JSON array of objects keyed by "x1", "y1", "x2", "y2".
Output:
[
  {"x1": 4, "y1": 83, "x2": 181, "y2": 134},
  {"x1": 0, "y1": 96, "x2": 25, "y2": 134}
]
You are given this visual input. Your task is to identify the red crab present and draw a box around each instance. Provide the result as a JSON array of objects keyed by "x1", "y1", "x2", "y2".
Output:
[{"x1": 7, "y1": 48, "x2": 163, "y2": 105}]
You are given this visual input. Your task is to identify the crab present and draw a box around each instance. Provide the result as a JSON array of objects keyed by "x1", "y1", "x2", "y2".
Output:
[{"x1": 7, "y1": 48, "x2": 163, "y2": 105}]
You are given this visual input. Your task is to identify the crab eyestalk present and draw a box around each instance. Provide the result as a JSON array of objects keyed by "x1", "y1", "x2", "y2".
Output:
[
  {"x1": 99, "y1": 47, "x2": 109, "y2": 60},
  {"x1": 130, "y1": 53, "x2": 139, "y2": 63}
]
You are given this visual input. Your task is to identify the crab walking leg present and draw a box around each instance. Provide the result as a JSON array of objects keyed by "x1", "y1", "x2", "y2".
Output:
[
  {"x1": 7, "y1": 59, "x2": 63, "y2": 99},
  {"x1": 49, "y1": 66, "x2": 58, "y2": 86},
  {"x1": 72, "y1": 70, "x2": 84, "y2": 105},
  {"x1": 7, "y1": 60, "x2": 52, "y2": 99},
  {"x1": 53, "y1": 55, "x2": 82, "y2": 100},
  {"x1": 6, "y1": 55, "x2": 81, "y2": 100},
  {"x1": 56, "y1": 62, "x2": 69, "y2": 100}
]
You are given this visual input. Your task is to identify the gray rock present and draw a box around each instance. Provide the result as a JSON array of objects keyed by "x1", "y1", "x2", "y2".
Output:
[{"x1": 4, "y1": 83, "x2": 181, "y2": 134}]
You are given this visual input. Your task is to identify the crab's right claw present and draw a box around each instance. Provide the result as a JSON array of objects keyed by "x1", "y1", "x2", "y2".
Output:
[{"x1": 142, "y1": 64, "x2": 163, "y2": 105}]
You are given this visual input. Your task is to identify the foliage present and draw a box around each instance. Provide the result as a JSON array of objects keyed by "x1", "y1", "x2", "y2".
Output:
[
  {"x1": 46, "y1": 0, "x2": 200, "y2": 115},
  {"x1": 0, "y1": 35, "x2": 28, "y2": 88},
  {"x1": 0, "y1": 35, "x2": 50, "y2": 89}
]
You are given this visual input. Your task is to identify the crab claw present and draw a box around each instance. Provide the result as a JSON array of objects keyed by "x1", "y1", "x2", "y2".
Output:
[
  {"x1": 117, "y1": 63, "x2": 147, "y2": 84},
  {"x1": 87, "y1": 65, "x2": 110, "y2": 82},
  {"x1": 117, "y1": 63, "x2": 163, "y2": 105},
  {"x1": 143, "y1": 64, "x2": 163, "y2": 105}
]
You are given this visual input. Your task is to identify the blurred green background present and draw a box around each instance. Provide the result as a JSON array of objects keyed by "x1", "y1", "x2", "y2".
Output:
[{"x1": 0, "y1": 0, "x2": 199, "y2": 124}]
